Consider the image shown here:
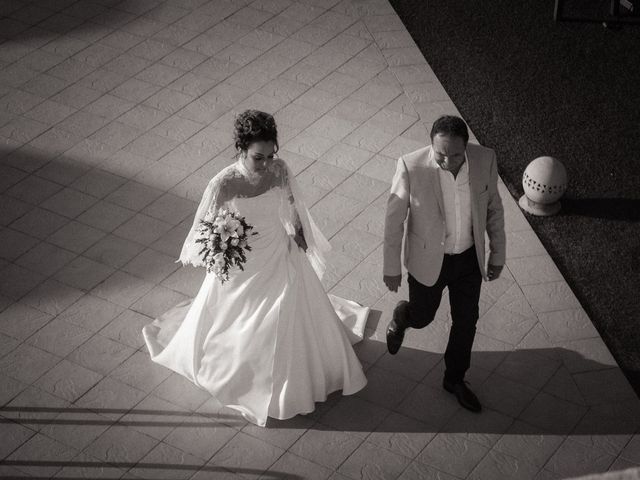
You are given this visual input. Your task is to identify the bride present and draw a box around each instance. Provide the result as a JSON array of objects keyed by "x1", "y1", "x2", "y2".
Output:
[{"x1": 143, "y1": 110, "x2": 369, "y2": 426}]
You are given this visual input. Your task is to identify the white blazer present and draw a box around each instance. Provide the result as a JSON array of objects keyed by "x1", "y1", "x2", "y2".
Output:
[{"x1": 383, "y1": 143, "x2": 506, "y2": 287}]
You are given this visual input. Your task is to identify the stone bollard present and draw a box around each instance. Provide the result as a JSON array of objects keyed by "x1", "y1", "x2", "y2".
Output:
[{"x1": 519, "y1": 156, "x2": 568, "y2": 216}]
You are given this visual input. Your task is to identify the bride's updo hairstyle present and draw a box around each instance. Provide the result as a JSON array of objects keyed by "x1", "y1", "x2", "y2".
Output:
[{"x1": 233, "y1": 110, "x2": 279, "y2": 154}]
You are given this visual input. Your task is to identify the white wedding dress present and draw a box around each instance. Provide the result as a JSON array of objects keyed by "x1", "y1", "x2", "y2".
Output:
[{"x1": 142, "y1": 158, "x2": 368, "y2": 426}]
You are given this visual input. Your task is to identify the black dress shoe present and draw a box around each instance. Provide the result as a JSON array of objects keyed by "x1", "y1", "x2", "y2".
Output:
[
  {"x1": 386, "y1": 301, "x2": 409, "y2": 355},
  {"x1": 443, "y1": 379, "x2": 482, "y2": 413}
]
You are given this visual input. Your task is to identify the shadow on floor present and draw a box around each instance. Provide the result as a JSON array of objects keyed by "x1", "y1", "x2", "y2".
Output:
[
  {"x1": 2, "y1": 0, "x2": 175, "y2": 43},
  {"x1": 1, "y1": 343, "x2": 637, "y2": 436},
  {"x1": 561, "y1": 198, "x2": 640, "y2": 222},
  {"x1": 0, "y1": 460, "x2": 297, "y2": 480}
]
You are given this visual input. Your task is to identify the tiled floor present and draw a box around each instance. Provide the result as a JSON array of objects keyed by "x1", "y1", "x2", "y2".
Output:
[{"x1": 1, "y1": 0, "x2": 639, "y2": 479}]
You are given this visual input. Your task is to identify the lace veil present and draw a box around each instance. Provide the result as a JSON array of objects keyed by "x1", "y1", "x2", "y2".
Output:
[{"x1": 178, "y1": 157, "x2": 331, "y2": 279}]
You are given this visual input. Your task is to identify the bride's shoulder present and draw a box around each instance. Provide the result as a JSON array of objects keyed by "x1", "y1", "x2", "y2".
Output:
[{"x1": 209, "y1": 163, "x2": 241, "y2": 188}]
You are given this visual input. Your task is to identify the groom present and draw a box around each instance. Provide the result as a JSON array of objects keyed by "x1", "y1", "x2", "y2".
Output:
[{"x1": 382, "y1": 115, "x2": 506, "y2": 413}]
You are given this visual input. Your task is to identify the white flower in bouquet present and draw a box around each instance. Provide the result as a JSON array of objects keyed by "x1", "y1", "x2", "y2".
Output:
[
  {"x1": 213, "y1": 252, "x2": 225, "y2": 267},
  {"x1": 213, "y1": 217, "x2": 233, "y2": 243}
]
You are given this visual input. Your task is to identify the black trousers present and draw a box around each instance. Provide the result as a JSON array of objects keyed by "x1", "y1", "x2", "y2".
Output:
[{"x1": 405, "y1": 246, "x2": 482, "y2": 383}]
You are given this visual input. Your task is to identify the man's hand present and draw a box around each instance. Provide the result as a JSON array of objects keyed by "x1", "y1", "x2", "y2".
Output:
[
  {"x1": 383, "y1": 274, "x2": 402, "y2": 292},
  {"x1": 487, "y1": 264, "x2": 503, "y2": 281},
  {"x1": 294, "y1": 230, "x2": 307, "y2": 252}
]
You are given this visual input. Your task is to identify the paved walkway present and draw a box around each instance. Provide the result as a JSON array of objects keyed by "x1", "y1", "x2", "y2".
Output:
[{"x1": 0, "y1": 0, "x2": 638, "y2": 478}]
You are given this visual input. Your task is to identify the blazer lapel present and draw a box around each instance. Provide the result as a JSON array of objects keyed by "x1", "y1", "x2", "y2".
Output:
[
  {"x1": 426, "y1": 148, "x2": 445, "y2": 217},
  {"x1": 466, "y1": 150, "x2": 483, "y2": 241},
  {"x1": 466, "y1": 151, "x2": 479, "y2": 198}
]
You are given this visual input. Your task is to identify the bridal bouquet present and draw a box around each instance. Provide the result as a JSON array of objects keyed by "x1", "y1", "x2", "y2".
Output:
[{"x1": 195, "y1": 207, "x2": 257, "y2": 283}]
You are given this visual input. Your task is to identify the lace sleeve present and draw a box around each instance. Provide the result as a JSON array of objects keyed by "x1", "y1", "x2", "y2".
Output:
[
  {"x1": 178, "y1": 171, "x2": 228, "y2": 267},
  {"x1": 278, "y1": 160, "x2": 303, "y2": 235},
  {"x1": 276, "y1": 158, "x2": 332, "y2": 279}
]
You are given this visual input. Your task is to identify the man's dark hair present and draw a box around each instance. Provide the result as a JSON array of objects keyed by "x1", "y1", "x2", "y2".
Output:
[{"x1": 430, "y1": 115, "x2": 469, "y2": 144}]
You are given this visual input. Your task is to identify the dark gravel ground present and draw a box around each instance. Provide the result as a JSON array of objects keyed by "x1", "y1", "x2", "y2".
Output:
[{"x1": 388, "y1": 0, "x2": 640, "y2": 394}]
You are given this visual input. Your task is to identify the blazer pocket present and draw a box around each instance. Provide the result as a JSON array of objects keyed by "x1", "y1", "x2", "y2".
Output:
[{"x1": 408, "y1": 231, "x2": 426, "y2": 248}]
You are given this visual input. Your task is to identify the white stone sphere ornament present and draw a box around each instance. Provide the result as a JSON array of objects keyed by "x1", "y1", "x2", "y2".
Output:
[{"x1": 519, "y1": 156, "x2": 568, "y2": 216}]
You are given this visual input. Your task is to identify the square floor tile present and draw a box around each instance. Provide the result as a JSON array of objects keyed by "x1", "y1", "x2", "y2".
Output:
[
  {"x1": 85, "y1": 425, "x2": 159, "y2": 465},
  {"x1": 75, "y1": 376, "x2": 147, "y2": 420},
  {"x1": 110, "y1": 350, "x2": 172, "y2": 393},
  {"x1": 396, "y1": 383, "x2": 460, "y2": 430},
  {"x1": 519, "y1": 391, "x2": 587, "y2": 435},
  {"x1": 53, "y1": 255, "x2": 115, "y2": 291},
  {"x1": 40, "y1": 411, "x2": 113, "y2": 453},
  {"x1": 0, "y1": 420, "x2": 35, "y2": 460},
  {"x1": 83, "y1": 233, "x2": 145, "y2": 268},
  {"x1": 91, "y1": 270, "x2": 155, "y2": 307},
  {"x1": 6, "y1": 432, "x2": 78, "y2": 478},
  {"x1": 39, "y1": 187, "x2": 99, "y2": 219},
  {"x1": 105, "y1": 180, "x2": 164, "y2": 211},
  {"x1": 26, "y1": 315, "x2": 93, "y2": 357},
  {"x1": 120, "y1": 392, "x2": 190, "y2": 442},
  {"x1": 20, "y1": 278, "x2": 84, "y2": 316},
  {"x1": 5, "y1": 173, "x2": 63, "y2": 205},
  {"x1": 210, "y1": 431, "x2": 285, "y2": 478},
  {"x1": 153, "y1": 372, "x2": 210, "y2": 411},
  {"x1": 160, "y1": 266, "x2": 205, "y2": 297},
  {"x1": 0, "y1": 194, "x2": 33, "y2": 226},
  {"x1": 130, "y1": 284, "x2": 188, "y2": 318},
  {"x1": 0, "y1": 301, "x2": 53, "y2": 340},
  {"x1": 70, "y1": 168, "x2": 127, "y2": 199},
  {"x1": 290, "y1": 424, "x2": 363, "y2": 470},
  {"x1": 123, "y1": 248, "x2": 181, "y2": 283},
  {"x1": 417, "y1": 433, "x2": 489, "y2": 479},
  {"x1": 0, "y1": 263, "x2": 47, "y2": 300},
  {"x1": 15, "y1": 241, "x2": 77, "y2": 276},
  {"x1": 0, "y1": 227, "x2": 39, "y2": 261},
  {"x1": 142, "y1": 192, "x2": 196, "y2": 225},
  {"x1": 48, "y1": 220, "x2": 106, "y2": 253},
  {"x1": 367, "y1": 411, "x2": 436, "y2": 460},
  {"x1": 57, "y1": 294, "x2": 124, "y2": 332},
  {"x1": 545, "y1": 438, "x2": 616, "y2": 479},
  {"x1": 133, "y1": 160, "x2": 190, "y2": 190},
  {"x1": 4, "y1": 384, "x2": 71, "y2": 432},
  {"x1": 266, "y1": 451, "x2": 332, "y2": 480},
  {"x1": 9, "y1": 207, "x2": 69, "y2": 240},
  {"x1": 35, "y1": 156, "x2": 92, "y2": 186},
  {"x1": 99, "y1": 308, "x2": 150, "y2": 349},
  {"x1": 338, "y1": 440, "x2": 410, "y2": 480},
  {"x1": 68, "y1": 333, "x2": 136, "y2": 376},
  {"x1": 319, "y1": 396, "x2": 390, "y2": 438},
  {"x1": 354, "y1": 364, "x2": 416, "y2": 410},
  {"x1": 0, "y1": 370, "x2": 28, "y2": 406},
  {"x1": 469, "y1": 449, "x2": 540, "y2": 480},
  {"x1": 34, "y1": 358, "x2": 103, "y2": 402},
  {"x1": 131, "y1": 441, "x2": 206, "y2": 479},
  {"x1": 164, "y1": 418, "x2": 238, "y2": 462},
  {"x1": 76, "y1": 199, "x2": 137, "y2": 232},
  {"x1": 0, "y1": 343, "x2": 60, "y2": 384}
]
